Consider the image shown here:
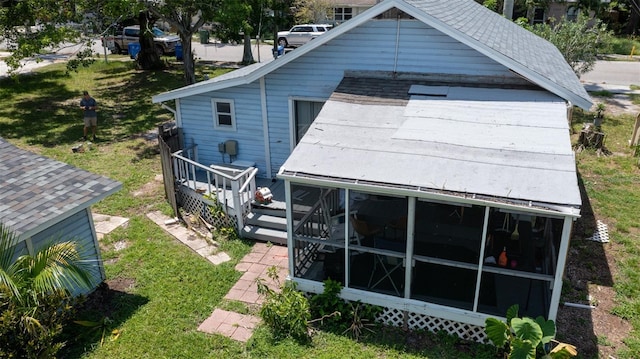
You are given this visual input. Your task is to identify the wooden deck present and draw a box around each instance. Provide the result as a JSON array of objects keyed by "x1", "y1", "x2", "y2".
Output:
[{"x1": 181, "y1": 173, "x2": 286, "y2": 212}]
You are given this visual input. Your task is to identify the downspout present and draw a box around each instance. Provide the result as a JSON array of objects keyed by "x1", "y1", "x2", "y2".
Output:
[
  {"x1": 566, "y1": 101, "x2": 573, "y2": 131},
  {"x1": 260, "y1": 77, "x2": 273, "y2": 178},
  {"x1": 393, "y1": 14, "x2": 401, "y2": 75}
]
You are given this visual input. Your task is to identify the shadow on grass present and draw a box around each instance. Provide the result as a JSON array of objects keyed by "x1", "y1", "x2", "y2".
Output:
[
  {"x1": 555, "y1": 172, "x2": 613, "y2": 358},
  {"x1": 0, "y1": 61, "x2": 182, "y2": 147},
  {"x1": 59, "y1": 280, "x2": 149, "y2": 358}
]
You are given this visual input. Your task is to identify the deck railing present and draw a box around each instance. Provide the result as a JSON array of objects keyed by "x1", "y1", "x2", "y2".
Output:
[{"x1": 172, "y1": 146, "x2": 258, "y2": 231}]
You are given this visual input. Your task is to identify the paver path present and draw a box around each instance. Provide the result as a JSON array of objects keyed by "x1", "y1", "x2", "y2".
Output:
[{"x1": 146, "y1": 211, "x2": 288, "y2": 342}]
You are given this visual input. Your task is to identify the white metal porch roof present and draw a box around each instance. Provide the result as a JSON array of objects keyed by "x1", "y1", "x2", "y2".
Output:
[{"x1": 279, "y1": 82, "x2": 582, "y2": 210}]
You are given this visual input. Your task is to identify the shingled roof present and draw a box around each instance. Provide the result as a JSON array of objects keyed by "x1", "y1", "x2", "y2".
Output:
[
  {"x1": 0, "y1": 138, "x2": 122, "y2": 239},
  {"x1": 153, "y1": 0, "x2": 591, "y2": 110}
]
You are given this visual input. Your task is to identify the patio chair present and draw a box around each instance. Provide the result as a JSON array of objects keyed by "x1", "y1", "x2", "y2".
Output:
[
  {"x1": 350, "y1": 215, "x2": 383, "y2": 245},
  {"x1": 368, "y1": 237, "x2": 405, "y2": 296}
]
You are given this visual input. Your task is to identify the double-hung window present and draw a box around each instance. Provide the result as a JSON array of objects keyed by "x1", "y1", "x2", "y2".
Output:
[{"x1": 212, "y1": 98, "x2": 236, "y2": 131}]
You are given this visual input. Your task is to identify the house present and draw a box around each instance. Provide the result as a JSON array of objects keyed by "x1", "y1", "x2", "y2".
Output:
[
  {"x1": 327, "y1": 0, "x2": 377, "y2": 23},
  {"x1": 0, "y1": 138, "x2": 122, "y2": 295},
  {"x1": 152, "y1": 0, "x2": 591, "y2": 341}
]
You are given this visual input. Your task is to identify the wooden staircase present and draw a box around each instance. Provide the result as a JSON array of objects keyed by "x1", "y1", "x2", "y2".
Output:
[{"x1": 241, "y1": 206, "x2": 288, "y2": 245}]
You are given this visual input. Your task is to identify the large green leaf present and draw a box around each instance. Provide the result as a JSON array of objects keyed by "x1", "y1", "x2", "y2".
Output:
[
  {"x1": 485, "y1": 317, "x2": 509, "y2": 347},
  {"x1": 535, "y1": 316, "x2": 556, "y2": 344},
  {"x1": 510, "y1": 338, "x2": 537, "y2": 359},
  {"x1": 506, "y1": 304, "x2": 519, "y2": 325},
  {"x1": 511, "y1": 317, "x2": 542, "y2": 348}
]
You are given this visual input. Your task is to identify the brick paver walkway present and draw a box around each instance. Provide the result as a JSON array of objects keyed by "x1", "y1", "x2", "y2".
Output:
[
  {"x1": 147, "y1": 210, "x2": 289, "y2": 342},
  {"x1": 199, "y1": 242, "x2": 289, "y2": 342}
]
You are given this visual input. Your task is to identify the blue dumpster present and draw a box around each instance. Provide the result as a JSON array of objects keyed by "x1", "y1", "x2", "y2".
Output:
[
  {"x1": 128, "y1": 42, "x2": 141, "y2": 59},
  {"x1": 175, "y1": 43, "x2": 183, "y2": 61}
]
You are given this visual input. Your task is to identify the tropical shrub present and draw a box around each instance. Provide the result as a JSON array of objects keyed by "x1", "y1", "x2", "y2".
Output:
[
  {"x1": 309, "y1": 278, "x2": 380, "y2": 339},
  {"x1": 0, "y1": 223, "x2": 94, "y2": 358},
  {"x1": 256, "y1": 266, "x2": 311, "y2": 342},
  {"x1": 484, "y1": 304, "x2": 577, "y2": 359}
]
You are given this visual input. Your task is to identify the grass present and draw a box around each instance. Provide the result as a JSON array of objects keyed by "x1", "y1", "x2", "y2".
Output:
[
  {"x1": 607, "y1": 36, "x2": 640, "y2": 57},
  {"x1": 570, "y1": 107, "x2": 640, "y2": 358},
  {"x1": 2, "y1": 57, "x2": 639, "y2": 358}
]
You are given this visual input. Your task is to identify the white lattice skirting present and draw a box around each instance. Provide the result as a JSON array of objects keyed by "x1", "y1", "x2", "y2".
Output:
[
  {"x1": 376, "y1": 308, "x2": 487, "y2": 342},
  {"x1": 586, "y1": 220, "x2": 609, "y2": 243},
  {"x1": 177, "y1": 185, "x2": 237, "y2": 229}
]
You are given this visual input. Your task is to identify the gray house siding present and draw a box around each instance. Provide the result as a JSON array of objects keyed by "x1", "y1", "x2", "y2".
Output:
[
  {"x1": 30, "y1": 208, "x2": 103, "y2": 296},
  {"x1": 177, "y1": 19, "x2": 515, "y2": 176}
]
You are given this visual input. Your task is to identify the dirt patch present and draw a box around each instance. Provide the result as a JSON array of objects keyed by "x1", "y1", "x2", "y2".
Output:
[
  {"x1": 79, "y1": 278, "x2": 137, "y2": 317},
  {"x1": 132, "y1": 174, "x2": 164, "y2": 197},
  {"x1": 592, "y1": 94, "x2": 640, "y2": 117}
]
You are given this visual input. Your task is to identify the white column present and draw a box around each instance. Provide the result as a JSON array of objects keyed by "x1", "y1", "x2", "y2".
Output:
[{"x1": 548, "y1": 216, "x2": 573, "y2": 320}]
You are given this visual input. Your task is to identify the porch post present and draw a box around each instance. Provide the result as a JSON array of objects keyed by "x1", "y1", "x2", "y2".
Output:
[
  {"x1": 231, "y1": 180, "x2": 244, "y2": 230},
  {"x1": 404, "y1": 197, "x2": 416, "y2": 299},
  {"x1": 472, "y1": 206, "x2": 491, "y2": 312},
  {"x1": 547, "y1": 216, "x2": 574, "y2": 320},
  {"x1": 285, "y1": 180, "x2": 294, "y2": 278},
  {"x1": 344, "y1": 188, "x2": 351, "y2": 288}
]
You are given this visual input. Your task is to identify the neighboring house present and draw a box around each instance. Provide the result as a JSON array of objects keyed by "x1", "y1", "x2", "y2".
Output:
[
  {"x1": 152, "y1": 0, "x2": 591, "y2": 341},
  {"x1": 328, "y1": 0, "x2": 377, "y2": 23},
  {"x1": 0, "y1": 138, "x2": 122, "y2": 295}
]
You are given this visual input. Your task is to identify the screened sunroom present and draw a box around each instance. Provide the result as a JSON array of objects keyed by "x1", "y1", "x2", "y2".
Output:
[{"x1": 277, "y1": 76, "x2": 581, "y2": 338}]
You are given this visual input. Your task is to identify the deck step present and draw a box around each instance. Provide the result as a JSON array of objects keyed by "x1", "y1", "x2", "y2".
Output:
[
  {"x1": 241, "y1": 225, "x2": 287, "y2": 245},
  {"x1": 251, "y1": 205, "x2": 287, "y2": 218},
  {"x1": 246, "y1": 212, "x2": 287, "y2": 231}
]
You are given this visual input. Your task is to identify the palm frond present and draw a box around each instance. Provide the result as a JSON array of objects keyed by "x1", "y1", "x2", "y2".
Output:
[
  {"x1": 27, "y1": 241, "x2": 94, "y2": 296},
  {"x1": 0, "y1": 223, "x2": 22, "y2": 302}
]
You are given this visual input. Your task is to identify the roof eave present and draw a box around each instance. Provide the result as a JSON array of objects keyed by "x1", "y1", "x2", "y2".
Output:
[
  {"x1": 277, "y1": 171, "x2": 581, "y2": 218},
  {"x1": 16, "y1": 182, "x2": 123, "y2": 241}
]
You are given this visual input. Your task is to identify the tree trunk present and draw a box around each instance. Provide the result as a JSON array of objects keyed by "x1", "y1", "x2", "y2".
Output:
[
  {"x1": 503, "y1": 0, "x2": 514, "y2": 20},
  {"x1": 180, "y1": 32, "x2": 196, "y2": 85},
  {"x1": 242, "y1": 32, "x2": 254, "y2": 65},
  {"x1": 136, "y1": 11, "x2": 164, "y2": 71}
]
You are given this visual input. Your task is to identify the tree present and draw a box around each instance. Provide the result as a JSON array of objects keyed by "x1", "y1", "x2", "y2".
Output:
[
  {"x1": 0, "y1": 222, "x2": 95, "y2": 358},
  {"x1": 0, "y1": 0, "x2": 91, "y2": 74},
  {"x1": 292, "y1": 0, "x2": 332, "y2": 24},
  {"x1": 146, "y1": 0, "x2": 219, "y2": 85},
  {"x1": 525, "y1": 13, "x2": 613, "y2": 76},
  {"x1": 215, "y1": 0, "x2": 254, "y2": 64}
]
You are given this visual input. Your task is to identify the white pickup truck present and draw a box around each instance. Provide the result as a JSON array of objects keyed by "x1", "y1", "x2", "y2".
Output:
[
  {"x1": 102, "y1": 25, "x2": 180, "y2": 56},
  {"x1": 277, "y1": 24, "x2": 333, "y2": 48}
]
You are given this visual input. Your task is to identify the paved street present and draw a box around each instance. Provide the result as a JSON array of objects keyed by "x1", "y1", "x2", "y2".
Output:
[{"x1": 0, "y1": 38, "x2": 275, "y2": 77}]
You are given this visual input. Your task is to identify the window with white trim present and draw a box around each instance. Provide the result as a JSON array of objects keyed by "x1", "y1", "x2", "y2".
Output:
[
  {"x1": 212, "y1": 98, "x2": 236, "y2": 131},
  {"x1": 334, "y1": 7, "x2": 353, "y2": 21}
]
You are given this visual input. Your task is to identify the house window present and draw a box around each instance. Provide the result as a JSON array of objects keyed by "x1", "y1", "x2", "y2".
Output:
[
  {"x1": 294, "y1": 100, "x2": 324, "y2": 144},
  {"x1": 212, "y1": 99, "x2": 236, "y2": 131},
  {"x1": 334, "y1": 7, "x2": 353, "y2": 21},
  {"x1": 566, "y1": 6, "x2": 579, "y2": 21},
  {"x1": 532, "y1": 7, "x2": 545, "y2": 24}
]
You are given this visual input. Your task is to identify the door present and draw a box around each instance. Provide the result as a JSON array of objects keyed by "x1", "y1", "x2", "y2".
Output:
[{"x1": 294, "y1": 100, "x2": 324, "y2": 144}]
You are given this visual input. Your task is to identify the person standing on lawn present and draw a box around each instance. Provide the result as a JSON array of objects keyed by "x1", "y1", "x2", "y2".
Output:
[{"x1": 80, "y1": 91, "x2": 98, "y2": 141}]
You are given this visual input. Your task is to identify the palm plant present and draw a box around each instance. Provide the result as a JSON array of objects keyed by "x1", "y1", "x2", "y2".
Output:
[{"x1": 0, "y1": 222, "x2": 95, "y2": 358}]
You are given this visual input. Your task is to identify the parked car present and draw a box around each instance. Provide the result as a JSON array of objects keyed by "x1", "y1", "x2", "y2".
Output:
[
  {"x1": 277, "y1": 24, "x2": 333, "y2": 48},
  {"x1": 101, "y1": 25, "x2": 180, "y2": 56}
]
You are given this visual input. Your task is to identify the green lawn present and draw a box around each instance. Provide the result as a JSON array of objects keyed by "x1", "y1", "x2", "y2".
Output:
[{"x1": 1, "y1": 59, "x2": 638, "y2": 358}]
